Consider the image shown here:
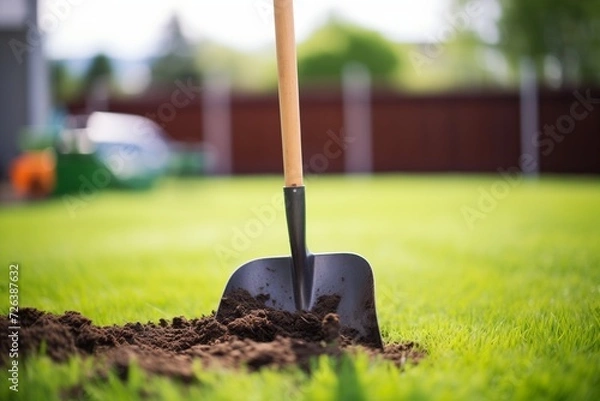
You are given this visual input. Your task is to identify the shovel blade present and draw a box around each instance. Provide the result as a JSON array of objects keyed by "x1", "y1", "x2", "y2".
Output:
[{"x1": 217, "y1": 252, "x2": 382, "y2": 348}]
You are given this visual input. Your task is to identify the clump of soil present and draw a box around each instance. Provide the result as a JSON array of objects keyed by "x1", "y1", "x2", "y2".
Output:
[{"x1": 0, "y1": 290, "x2": 424, "y2": 381}]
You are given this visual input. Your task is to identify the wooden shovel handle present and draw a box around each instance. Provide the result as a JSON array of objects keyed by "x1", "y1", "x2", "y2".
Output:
[{"x1": 274, "y1": 0, "x2": 303, "y2": 187}]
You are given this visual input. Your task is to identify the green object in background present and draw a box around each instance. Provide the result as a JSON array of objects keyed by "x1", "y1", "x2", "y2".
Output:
[
  {"x1": 52, "y1": 112, "x2": 170, "y2": 195},
  {"x1": 17, "y1": 112, "x2": 171, "y2": 196},
  {"x1": 53, "y1": 153, "x2": 113, "y2": 196},
  {"x1": 53, "y1": 150, "x2": 160, "y2": 195}
]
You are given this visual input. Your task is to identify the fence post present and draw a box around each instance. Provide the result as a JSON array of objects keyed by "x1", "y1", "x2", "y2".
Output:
[
  {"x1": 343, "y1": 63, "x2": 373, "y2": 174},
  {"x1": 203, "y1": 70, "x2": 232, "y2": 175},
  {"x1": 519, "y1": 58, "x2": 540, "y2": 176}
]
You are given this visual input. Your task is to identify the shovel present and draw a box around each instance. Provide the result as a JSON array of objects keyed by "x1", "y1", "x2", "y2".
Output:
[{"x1": 216, "y1": 0, "x2": 382, "y2": 348}]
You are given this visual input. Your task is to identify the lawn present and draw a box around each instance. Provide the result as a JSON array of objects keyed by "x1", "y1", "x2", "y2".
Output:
[{"x1": 0, "y1": 175, "x2": 599, "y2": 400}]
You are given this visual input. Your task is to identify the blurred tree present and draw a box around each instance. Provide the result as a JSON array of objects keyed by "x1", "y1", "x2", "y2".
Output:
[
  {"x1": 151, "y1": 14, "x2": 201, "y2": 86},
  {"x1": 457, "y1": 0, "x2": 600, "y2": 86},
  {"x1": 80, "y1": 54, "x2": 114, "y2": 111},
  {"x1": 297, "y1": 17, "x2": 401, "y2": 87},
  {"x1": 50, "y1": 61, "x2": 81, "y2": 106},
  {"x1": 195, "y1": 42, "x2": 276, "y2": 92},
  {"x1": 82, "y1": 53, "x2": 114, "y2": 93}
]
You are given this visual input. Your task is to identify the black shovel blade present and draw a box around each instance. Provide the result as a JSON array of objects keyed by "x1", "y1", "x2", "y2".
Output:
[{"x1": 216, "y1": 252, "x2": 382, "y2": 348}]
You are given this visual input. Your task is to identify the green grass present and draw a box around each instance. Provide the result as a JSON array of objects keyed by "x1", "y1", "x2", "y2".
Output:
[{"x1": 1, "y1": 175, "x2": 599, "y2": 400}]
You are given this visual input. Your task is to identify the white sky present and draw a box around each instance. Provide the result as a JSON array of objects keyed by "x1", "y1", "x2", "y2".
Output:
[{"x1": 39, "y1": 0, "x2": 454, "y2": 59}]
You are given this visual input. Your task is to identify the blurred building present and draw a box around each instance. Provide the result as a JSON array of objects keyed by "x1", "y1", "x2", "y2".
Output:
[{"x1": 0, "y1": 0, "x2": 50, "y2": 178}]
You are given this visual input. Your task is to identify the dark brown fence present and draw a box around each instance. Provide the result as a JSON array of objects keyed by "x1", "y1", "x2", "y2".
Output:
[{"x1": 69, "y1": 89, "x2": 600, "y2": 175}]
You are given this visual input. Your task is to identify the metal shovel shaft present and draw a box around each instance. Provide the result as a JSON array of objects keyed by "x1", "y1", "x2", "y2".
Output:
[{"x1": 285, "y1": 186, "x2": 314, "y2": 311}]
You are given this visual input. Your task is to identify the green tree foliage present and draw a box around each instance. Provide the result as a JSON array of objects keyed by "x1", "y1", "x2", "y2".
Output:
[
  {"x1": 195, "y1": 42, "x2": 276, "y2": 92},
  {"x1": 151, "y1": 15, "x2": 201, "y2": 86},
  {"x1": 298, "y1": 17, "x2": 401, "y2": 87},
  {"x1": 82, "y1": 53, "x2": 113, "y2": 93},
  {"x1": 502, "y1": 0, "x2": 600, "y2": 85},
  {"x1": 460, "y1": 0, "x2": 600, "y2": 86}
]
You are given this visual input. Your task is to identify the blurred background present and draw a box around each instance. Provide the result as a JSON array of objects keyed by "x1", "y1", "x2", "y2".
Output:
[{"x1": 1, "y1": 0, "x2": 599, "y2": 198}]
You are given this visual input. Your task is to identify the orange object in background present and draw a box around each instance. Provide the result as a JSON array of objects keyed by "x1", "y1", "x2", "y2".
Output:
[{"x1": 9, "y1": 150, "x2": 56, "y2": 198}]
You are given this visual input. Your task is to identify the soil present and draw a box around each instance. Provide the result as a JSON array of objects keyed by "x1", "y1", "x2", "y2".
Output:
[{"x1": 1, "y1": 290, "x2": 425, "y2": 382}]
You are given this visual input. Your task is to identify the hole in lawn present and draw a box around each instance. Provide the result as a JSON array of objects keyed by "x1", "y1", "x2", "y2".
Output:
[{"x1": 1, "y1": 291, "x2": 425, "y2": 382}]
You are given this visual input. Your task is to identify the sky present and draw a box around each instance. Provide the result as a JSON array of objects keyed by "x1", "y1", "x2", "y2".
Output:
[{"x1": 38, "y1": 0, "x2": 456, "y2": 59}]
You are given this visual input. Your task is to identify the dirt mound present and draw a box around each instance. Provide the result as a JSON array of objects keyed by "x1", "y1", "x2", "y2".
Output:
[{"x1": 0, "y1": 290, "x2": 424, "y2": 381}]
